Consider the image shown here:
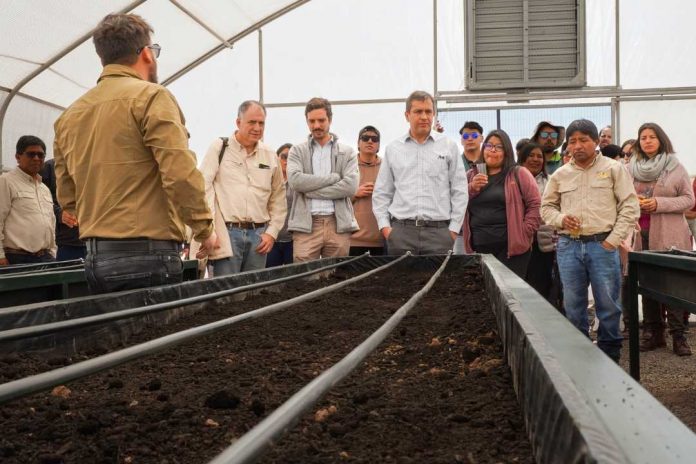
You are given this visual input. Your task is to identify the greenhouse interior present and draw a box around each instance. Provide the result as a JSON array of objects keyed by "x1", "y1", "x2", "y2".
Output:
[{"x1": 2, "y1": 1, "x2": 696, "y2": 463}]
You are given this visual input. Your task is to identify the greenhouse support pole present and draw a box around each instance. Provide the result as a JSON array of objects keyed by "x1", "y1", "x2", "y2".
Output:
[
  {"x1": 614, "y1": 0, "x2": 621, "y2": 142},
  {"x1": 258, "y1": 29, "x2": 264, "y2": 103},
  {"x1": 433, "y1": 0, "x2": 438, "y2": 100},
  {"x1": 0, "y1": 0, "x2": 146, "y2": 171}
]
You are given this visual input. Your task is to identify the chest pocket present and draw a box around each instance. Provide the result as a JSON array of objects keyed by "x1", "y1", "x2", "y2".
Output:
[
  {"x1": 249, "y1": 167, "x2": 273, "y2": 192},
  {"x1": 558, "y1": 182, "x2": 578, "y2": 212},
  {"x1": 589, "y1": 176, "x2": 615, "y2": 209}
]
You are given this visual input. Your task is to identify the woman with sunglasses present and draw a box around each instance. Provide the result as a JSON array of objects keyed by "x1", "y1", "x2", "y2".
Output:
[
  {"x1": 462, "y1": 130, "x2": 541, "y2": 277},
  {"x1": 630, "y1": 122, "x2": 694, "y2": 356},
  {"x1": 620, "y1": 139, "x2": 636, "y2": 164}
]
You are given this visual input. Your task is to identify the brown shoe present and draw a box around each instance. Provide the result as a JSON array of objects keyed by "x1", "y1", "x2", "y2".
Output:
[
  {"x1": 673, "y1": 337, "x2": 692, "y2": 357},
  {"x1": 640, "y1": 328, "x2": 667, "y2": 352}
]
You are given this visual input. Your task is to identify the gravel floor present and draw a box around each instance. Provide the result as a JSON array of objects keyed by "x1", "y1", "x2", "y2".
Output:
[{"x1": 618, "y1": 324, "x2": 696, "y2": 432}]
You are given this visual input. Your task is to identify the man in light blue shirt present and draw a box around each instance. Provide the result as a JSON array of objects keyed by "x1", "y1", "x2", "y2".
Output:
[{"x1": 372, "y1": 91, "x2": 468, "y2": 255}]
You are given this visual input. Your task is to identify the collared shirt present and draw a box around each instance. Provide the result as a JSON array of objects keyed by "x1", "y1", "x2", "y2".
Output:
[
  {"x1": 541, "y1": 154, "x2": 640, "y2": 247},
  {"x1": 310, "y1": 138, "x2": 335, "y2": 215},
  {"x1": 53, "y1": 64, "x2": 213, "y2": 242},
  {"x1": 0, "y1": 168, "x2": 56, "y2": 259},
  {"x1": 199, "y1": 135, "x2": 287, "y2": 239},
  {"x1": 372, "y1": 131, "x2": 469, "y2": 233}
]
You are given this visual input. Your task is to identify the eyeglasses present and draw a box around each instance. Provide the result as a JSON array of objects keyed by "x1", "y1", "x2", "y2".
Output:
[
  {"x1": 22, "y1": 151, "x2": 46, "y2": 159},
  {"x1": 461, "y1": 132, "x2": 480, "y2": 140},
  {"x1": 483, "y1": 143, "x2": 504, "y2": 152},
  {"x1": 539, "y1": 131, "x2": 559, "y2": 139},
  {"x1": 360, "y1": 135, "x2": 380, "y2": 143},
  {"x1": 279, "y1": 154, "x2": 288, "y2": 160},
  {"x1": 137, "y1": 43, "x2": 161, "y2": 58}
]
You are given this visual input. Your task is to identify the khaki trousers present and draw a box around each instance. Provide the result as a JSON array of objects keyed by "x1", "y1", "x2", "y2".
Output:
[{"x1": 293, "y1": 215, "x2": 351, "y2": 262}]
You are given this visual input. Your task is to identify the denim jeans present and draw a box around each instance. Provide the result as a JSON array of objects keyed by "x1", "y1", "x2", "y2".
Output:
[
  {"x1": 57, "y1": 245, "x2": 87, "y2": 261},
  {"x1": 5, "y1": 252, "x2": 55, "y2": 265},
  {"x1": 212, "y1": 225, "x2": 267, "y2": 276},
  {"x1": 85, "y1": 250, "x2": 183, "y2": 295},
  {"x1": 266, "y1": 241, "x2": 293, "y2": 268},
  {"x1": 556, "y1": 236, "x2": 623, "y2": 361}
]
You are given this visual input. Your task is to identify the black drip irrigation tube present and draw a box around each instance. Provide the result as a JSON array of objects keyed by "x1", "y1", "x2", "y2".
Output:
[
  {"x1": 208, "y1": 252, "x2": 452, "y2": 464},
  {"x1": 0, "y1": 253, "x2": 410, "y2": 405},
  {"x1": 0, "y1": 254, "x2": 370, "y2": 344}
]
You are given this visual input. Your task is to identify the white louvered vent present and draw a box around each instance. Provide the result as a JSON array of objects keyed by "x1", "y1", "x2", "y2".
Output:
[{"x1": 466, "y1": 0, "x2": 586, "y2": 90}]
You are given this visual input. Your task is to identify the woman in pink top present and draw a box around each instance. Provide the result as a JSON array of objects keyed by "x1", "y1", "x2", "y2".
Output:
[{"x1": 630, "y1": 122, "x2": 695, "y2": 356}]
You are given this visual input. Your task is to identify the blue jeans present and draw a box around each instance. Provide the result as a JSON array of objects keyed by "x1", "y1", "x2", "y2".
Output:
[
  {"x1": 556, "y1": 236, "x2": 623, "y2": 361},
  {"x1": 212, "y1": 225, "x2": 267, "y2": 276},
  {"x1": 5, "y1": 252, "x2": 55, "y2": 265},
  {"x1": 266, "y1": 241, "x2": 293, "y2": 267},
  {"x1": 85, "y1": 250, "x2": 182, "y2": 294},
  {"x1": 57, "y1": 245, "x2": 87, "y2": 261}
]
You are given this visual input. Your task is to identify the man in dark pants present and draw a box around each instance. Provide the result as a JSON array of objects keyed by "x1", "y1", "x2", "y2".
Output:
[
  {"x1": 40, "y1": 158, "x2": 86, "y2": 261},
  {"x1": 53, "y1": 14, "x2": 216, "y2": 294},
  {"x1": 373, "y1": 91, "x2": 468, "y2": 255},
  {"x1": 0, "y1": 136, "x2": 56, "y2": 266}
]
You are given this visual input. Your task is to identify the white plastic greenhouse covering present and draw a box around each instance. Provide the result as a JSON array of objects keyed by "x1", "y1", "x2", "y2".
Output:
[{"x1": 2, "y1": 0, "x2": 696, "y2": 174}]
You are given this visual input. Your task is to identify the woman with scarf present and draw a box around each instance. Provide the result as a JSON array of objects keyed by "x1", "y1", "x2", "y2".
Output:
[{"x1": 631, "y1": 122, "x2": 695, "y2": 356}]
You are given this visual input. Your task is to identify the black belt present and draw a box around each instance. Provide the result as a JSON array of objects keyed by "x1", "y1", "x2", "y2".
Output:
[
  {"x1": 393, "y1": 218, "x2": 449, "y2": 228},
  {"x1": 226, "y1": 222, "x2": 267, "y2": 230},
  {"x1": 561, "y1": 232, "x2": 611, "y2": 243},
  {"x1": 86, "y1": 238, "x2": 180, "y2": 254}
]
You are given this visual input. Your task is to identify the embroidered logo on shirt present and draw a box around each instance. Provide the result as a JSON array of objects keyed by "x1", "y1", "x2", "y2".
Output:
[
  {"x1": 258, "y1": 163, "x2": 270, "y2": 169},
  {"x1": 596, "y1": 171, "x2": 610, "y2": 179}
]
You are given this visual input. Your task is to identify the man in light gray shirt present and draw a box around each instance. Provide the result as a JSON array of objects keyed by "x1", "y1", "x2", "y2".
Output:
[
  {"x1": 287, "y1": 97, "x2": 359, "y2": 261},
  {"x1": 373, "y1": 90, "x2": 468, "y2": 255}
]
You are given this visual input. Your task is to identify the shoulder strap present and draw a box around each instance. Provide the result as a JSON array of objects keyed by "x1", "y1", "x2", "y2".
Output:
[{"x1": 218, "y1": 137, "x2": 229, "y2": 165}]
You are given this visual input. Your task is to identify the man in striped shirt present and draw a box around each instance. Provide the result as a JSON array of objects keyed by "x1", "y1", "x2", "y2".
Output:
[{"x1": 372, "y1": 91, "x2": 468, "y2": 255}]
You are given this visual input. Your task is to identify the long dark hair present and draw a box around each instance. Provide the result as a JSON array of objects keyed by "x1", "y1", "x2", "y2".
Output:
[
  {"x1": 483, "y1": 129, "x2": 516, "y2": 173},
  {"x1": 634, "y1": 122, "x2": 674, "y2": 160},
  {"x1": 517, "y1": 142, "x2": 547, "y2": 177}
]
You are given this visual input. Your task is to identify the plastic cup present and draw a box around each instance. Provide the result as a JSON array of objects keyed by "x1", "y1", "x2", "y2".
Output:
[{"x1": 475, "y1": 162, "x2": 487, "y2": 176}]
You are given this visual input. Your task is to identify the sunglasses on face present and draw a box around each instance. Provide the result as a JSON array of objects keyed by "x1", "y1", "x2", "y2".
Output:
[
  {"x1": 622, "y1": 152, "x2": 632, "y2": 158},
  {"x1": 360, "y1": 135, "x2": 380, "y2": 143},
  {"x1": 539, "y1": 131, "x2": 559, "y2": 139},
  {"x1": 483, "y1": 143, "x2": 504, "y2": 152},
  {"x1": 22, "y1": 151, "x2": 46, "y2": 159},
  {"x1": 461, "y1": 132, "x2": 480, "y2": 140},
  {"x1": 279, "y1": 154, "x2": 288, "y2": 160}
]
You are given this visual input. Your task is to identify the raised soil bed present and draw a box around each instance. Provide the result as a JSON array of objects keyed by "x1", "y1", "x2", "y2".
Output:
[{"x1": 0, "y1": 262, "x2": 533, "y2": 463}]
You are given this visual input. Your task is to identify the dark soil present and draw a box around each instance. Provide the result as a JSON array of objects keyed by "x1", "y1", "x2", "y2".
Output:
[
  {"x1": 0, "y1": 262, "x2": 533, "y2": 463},
  {"x1": 0, "y1": 268, "x2": 363, "y2": 380},
  {"x1": 259, "y1": 266, "x2": 534, "y2": 464}
]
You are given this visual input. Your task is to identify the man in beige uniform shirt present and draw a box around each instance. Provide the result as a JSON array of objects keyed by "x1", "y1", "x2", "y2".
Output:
[
  {"x1": 200, "y1": 100, "x2": 286, "y2": 275},
  {"x1": 542, "y1": 119, "x2": 639, "y2": 363},
  {"x1": 53, "y1": 14, "x2": 216, "y2": 294},
  {"x1": 0, "y1": 135, "x2": 56, "y2": 265}
]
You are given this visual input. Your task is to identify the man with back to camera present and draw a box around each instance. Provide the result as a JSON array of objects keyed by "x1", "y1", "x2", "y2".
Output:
[
  {"x1": 459, "y1": 121, "x2": 484, "y2": 171},
  {"x1": 350, "y1": 125, "x2": 384, "y2": 256},
  {"x1": 0, "y1": 135, "x2": 56, "y2": 265},
  {"x1": 541, "y1": 119, "x2": 639, "y2": 362},
  {"x1": 199, "y1": 100, "x2": 286, "y2": 275},
  {"x1": 372, "y1": 90, "x2": 468, "y2": 255},
  {"x1": 531, "y1": 121, "x2": 566, "y2": 175},
  {"x1": 53, "y1": 13, "x2": 217, "y2": 294},
  {"x1": 286, "y1": 97, "x2": 359, "y2": 261}
]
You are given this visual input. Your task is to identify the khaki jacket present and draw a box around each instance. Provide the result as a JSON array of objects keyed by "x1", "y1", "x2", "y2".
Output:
[{"x1": 53, "y1": 65, "x2": 213, "y2": 243}]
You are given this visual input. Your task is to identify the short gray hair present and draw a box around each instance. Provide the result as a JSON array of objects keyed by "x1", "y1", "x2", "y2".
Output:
[
  {"x1": 405, "y1": 90, "x2": 434, "y2": 112},
  {"x1": 237, "y1": 100, "x2": 266, "y2": 118},
  {"x1": 566, "y1": 119, "x2": 599, "y2": 142}
]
